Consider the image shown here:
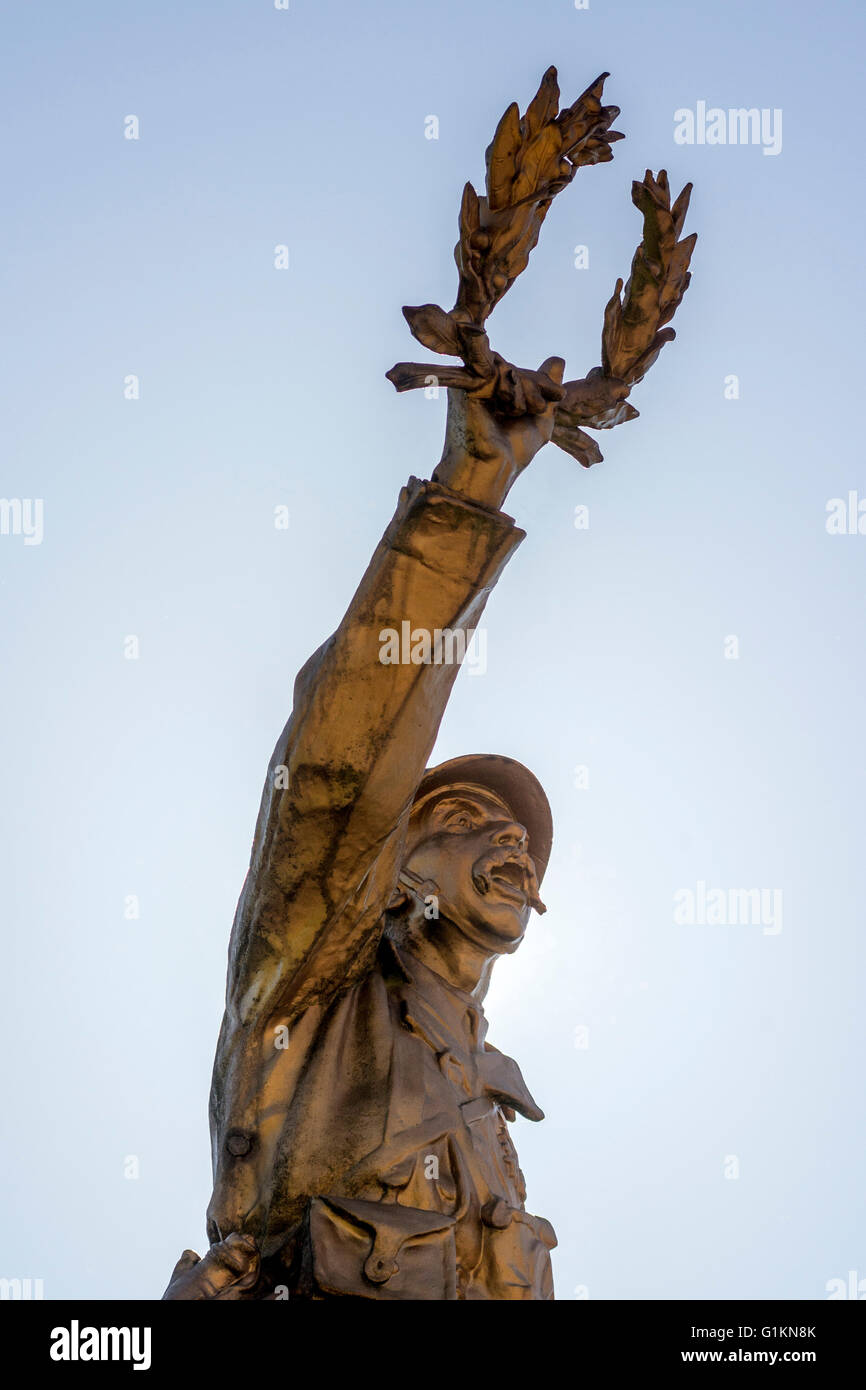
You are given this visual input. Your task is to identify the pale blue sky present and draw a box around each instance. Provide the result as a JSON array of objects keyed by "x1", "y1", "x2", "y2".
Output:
[{"x1": 2, "y1": 0, "x2": 864, "y2": 1299}]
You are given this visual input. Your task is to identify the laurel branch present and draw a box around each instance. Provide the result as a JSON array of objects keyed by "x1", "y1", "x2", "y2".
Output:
[{"x1": 386, "y1": 68, "x2": 695, "y2": 468}]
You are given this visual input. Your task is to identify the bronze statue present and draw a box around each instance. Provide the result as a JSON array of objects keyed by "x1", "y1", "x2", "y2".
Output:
[{"x1": 163, "y1": 65, "x2": 694, "y2": 1301}]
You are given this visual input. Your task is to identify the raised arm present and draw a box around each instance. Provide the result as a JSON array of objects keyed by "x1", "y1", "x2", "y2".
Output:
[{"x1": 221, "y1": 360, "x2": 565, "y2": 1036}]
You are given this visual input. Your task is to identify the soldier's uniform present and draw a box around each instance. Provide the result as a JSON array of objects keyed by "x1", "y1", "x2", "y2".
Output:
[{"x1": 206, "y1": 476, "x2": 556, "y2": 1299}]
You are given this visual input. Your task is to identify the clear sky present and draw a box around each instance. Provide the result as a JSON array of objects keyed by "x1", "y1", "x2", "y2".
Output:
[{"x1": 2, "y1": 0, "x2": 864, "y2": 1300}]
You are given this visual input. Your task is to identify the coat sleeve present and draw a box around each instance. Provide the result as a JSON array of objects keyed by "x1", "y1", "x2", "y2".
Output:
[{"x1": 220, "y1": 475, "x2": 525, "y2": 1031}]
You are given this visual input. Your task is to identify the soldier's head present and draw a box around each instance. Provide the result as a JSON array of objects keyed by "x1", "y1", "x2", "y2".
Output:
[{"x1": 397, "y1": 755, "x2": 552, "y2": 959}]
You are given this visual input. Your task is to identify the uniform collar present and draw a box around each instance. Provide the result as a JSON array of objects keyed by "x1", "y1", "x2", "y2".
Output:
[{"x1": 382, "y1": 938, "x2": 487, "y2": 1051}]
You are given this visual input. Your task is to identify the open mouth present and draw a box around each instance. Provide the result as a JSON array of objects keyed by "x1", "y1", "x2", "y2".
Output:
[
  {"x1": 487, "y1": 861, "x2": 528, "y2": 903},
  {"x1": 472, "y1": 852, "x2": 546, "y2": 913}
]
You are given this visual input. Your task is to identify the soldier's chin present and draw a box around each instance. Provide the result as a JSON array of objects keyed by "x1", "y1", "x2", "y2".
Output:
[{"x1": 467, "y1": 890, "x2": 527, "y2": 949}]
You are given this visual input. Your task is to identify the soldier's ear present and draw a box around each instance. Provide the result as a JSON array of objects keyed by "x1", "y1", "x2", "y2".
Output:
[{"x1": 386, "y1": 887, "x2": 411, "y2": 914}]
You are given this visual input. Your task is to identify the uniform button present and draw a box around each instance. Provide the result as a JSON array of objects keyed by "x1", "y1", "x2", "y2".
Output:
[
  {"x1": 364, "y1": 1252, "x2": 397, "y2": 1285},
  {"x1": 226, "y1": 1130, "x2": 252, "y2": 1157}
]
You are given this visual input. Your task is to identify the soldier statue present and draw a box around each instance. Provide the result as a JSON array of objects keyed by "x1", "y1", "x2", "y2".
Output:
[{"x1": 162, "y1": 66, "x2": 694, "y2": 1301}]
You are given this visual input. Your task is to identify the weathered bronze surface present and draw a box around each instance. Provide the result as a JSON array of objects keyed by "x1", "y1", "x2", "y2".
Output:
[{"x1": 163, "y1": 66, "x2": 694, "y2": 1301}]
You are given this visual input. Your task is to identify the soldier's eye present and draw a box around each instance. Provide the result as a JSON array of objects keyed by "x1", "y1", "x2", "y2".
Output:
[{"x1": 449, "y1": 812, "x2": 474, "y2": 830}]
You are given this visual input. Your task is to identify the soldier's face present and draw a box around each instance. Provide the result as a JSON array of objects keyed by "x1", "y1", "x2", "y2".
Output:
[{"x1": 403, "y1": 788, "x2": 540, "y2": 953}]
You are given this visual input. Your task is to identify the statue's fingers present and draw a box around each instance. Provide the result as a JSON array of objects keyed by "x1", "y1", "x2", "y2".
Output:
[
  {"x1": 522, "y1": 376, "x2": 549, "y2": 415},
  {"x1": 169, "y1": 1249, "x2": 201, "y2": 1281},
  {"x1": 539, "y1": 355, "x2": 566, "y2": 388},
  {"x1": 495, "y1": 362, "x2": 525, "y2": 416},
  {"x1": 213, "y1": 1232, "x2": 260, "y2": 1277},
  {"x1": 463, "y1": 372, "x2": 499, "y2": 401},
  {"x1": 224, "y1": 1231, "x2": 258, "y2": 1251},
  {"x1": 196, "y1": 1258, "x2": 260, "y2": 1299}
]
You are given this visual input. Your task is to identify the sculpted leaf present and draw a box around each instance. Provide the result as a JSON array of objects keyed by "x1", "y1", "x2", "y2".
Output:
[
  {"x1": 550, "y1": 420, "x2": 605, "y2": 468},
  {"x1": 485, "y1": 102, "x2": 522, "y2": 212},
  {"x1": 522, "y1": 65, "x2": 560, "y2": 139},
  {"x1": 402, "y1": 304, "x2": 462, "y2": 356},
  {"x1": 511, "y1": 126, "x2": 562, "y2": 205}
]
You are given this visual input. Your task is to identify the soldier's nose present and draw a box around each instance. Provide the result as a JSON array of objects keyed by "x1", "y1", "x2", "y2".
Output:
[{"x1": 492, "y1": 821, "x2": 529, "y2": 851}]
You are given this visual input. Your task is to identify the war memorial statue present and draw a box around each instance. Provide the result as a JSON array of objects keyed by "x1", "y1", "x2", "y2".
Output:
[{"x1": 163, "y1": 66, "x2": 695, "y2": 1301}]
